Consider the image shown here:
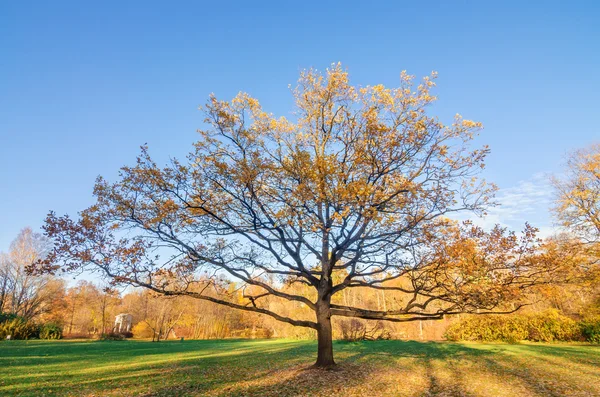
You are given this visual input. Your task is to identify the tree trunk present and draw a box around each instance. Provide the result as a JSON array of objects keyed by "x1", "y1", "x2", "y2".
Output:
[
  {"x1": 101, "y1": 300, "x2": 106, "y2": 335},
  {"x1": 314, "y1": 297, "x2": 335, "y2": 368},
  {"x1": 68, "y1": 298, "x2": 76, "y2": 334}
]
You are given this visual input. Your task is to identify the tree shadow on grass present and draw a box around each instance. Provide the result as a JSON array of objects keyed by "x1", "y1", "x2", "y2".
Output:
[
  {"x1": 144, "y1": 357, "x2": 376, "y2": 397},
  {"x1": 480, "y1": 344, "x2": 600, "y2": 396},
  {"x1": 4, "y1": 340, "x2": 599, "y2": 397},
  {"x1": 515, "y1": 343, "x2": 600, "y2": 366},
  {"x1": 473, "y1": 354, "x2": 570, "y2": 397},
  {"x1": 335, "y1": 339, "x2": 494, "y2": 363},
  {"x1": 141, "y1": 341, "x2": 491, "y2": 397}
]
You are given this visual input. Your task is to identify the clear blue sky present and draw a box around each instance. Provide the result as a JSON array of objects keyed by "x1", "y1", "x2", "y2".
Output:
[{"x1": 1, "y1": 0, "x2": 599, "y2": 251}]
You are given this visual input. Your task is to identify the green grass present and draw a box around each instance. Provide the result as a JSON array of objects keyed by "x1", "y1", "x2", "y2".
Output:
[{"x1": 1, "y1": 339, "x2": 599, "y2": 396}]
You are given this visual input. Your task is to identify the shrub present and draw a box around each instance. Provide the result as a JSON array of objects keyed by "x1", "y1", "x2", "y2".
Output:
[
  {"x1": 132, "y1": 322, "x2": 153, "y2": 339},
  {"x1": 580, "y1": 316, "x2": 600, "y2": 344},
  {"x1": 1, "y1": 313, "x2": 68, "y2": 341},
  {"x1": 253, "y1": 328, "x2": 273, "y2": 339},
  {"x1": 525, "y1": 311, "x2": 581, "y2": 342},
  {"x1": 0, "y1": 317, "x2": 40, "y2": 340},
  {"x1": 39, "y1": 323, "x2": 63, "y2": 340},
  {"x1": 99, "y1": 332, "x2": 125, "y2": 341},
  {"x1": 338, "y1": 319, "x2": 391, "y2": 342},
  {"x1": 0, "y1": 313, "x2": 19, "y2": 323},
  {"x1": 339, "y1": 319, "x2": 365, "y2": 341},
  {"x1": 445, "y1": 310, "x2": 582, "y2": 343},
  {"x1": 445, "y1": 316, "x2": 527, "y2": 343}
]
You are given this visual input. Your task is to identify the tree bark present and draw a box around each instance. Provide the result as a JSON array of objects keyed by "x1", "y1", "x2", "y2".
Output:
[{"x1": 314, "y1": 296, "x2": 335, "y2": 368}]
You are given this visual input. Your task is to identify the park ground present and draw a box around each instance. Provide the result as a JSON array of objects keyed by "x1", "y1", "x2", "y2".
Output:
[{"x1": 1, "y1": 339, "x2": 599, "y2": 397}]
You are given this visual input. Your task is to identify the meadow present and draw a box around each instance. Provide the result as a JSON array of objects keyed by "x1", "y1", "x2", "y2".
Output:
[{"x1": 1, "y1": 339, "x2": 599, "y2": 397}]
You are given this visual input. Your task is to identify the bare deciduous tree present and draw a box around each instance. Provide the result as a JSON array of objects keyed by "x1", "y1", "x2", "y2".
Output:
[{"x1": 1, "y1": 228, "x2": 60, "y2": 319}]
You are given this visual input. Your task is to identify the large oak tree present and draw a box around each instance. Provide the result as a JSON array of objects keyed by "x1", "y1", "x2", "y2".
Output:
[{"x1": 39, "y1": 65, "x2": 557, "y2": 367}]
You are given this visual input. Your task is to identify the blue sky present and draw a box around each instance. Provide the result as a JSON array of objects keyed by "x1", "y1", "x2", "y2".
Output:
[{"x1": 1, "y1": 0, "x2": 599, "y2": 251}]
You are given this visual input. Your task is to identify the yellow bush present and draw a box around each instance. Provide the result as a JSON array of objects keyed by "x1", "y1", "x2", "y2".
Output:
[
  {"x1": 445, "y1": 310, "x2": 582, "y2": 343},
  {"x1": 131, "y1": 322, "x2": 153, "y2": 339}
]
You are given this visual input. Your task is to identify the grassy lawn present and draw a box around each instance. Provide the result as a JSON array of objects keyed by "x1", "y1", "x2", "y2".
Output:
[{"x1": 1, "y1": 339, "x2": 599, "y2": 397}]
